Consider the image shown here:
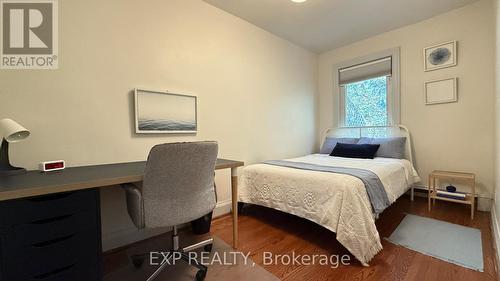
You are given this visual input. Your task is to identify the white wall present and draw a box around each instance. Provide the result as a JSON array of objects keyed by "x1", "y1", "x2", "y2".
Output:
[
  {"x1": 0, "y1": 0, "x2": 317, "y2": 249},
  {"x1": 493, "y1": 0, "x2": 500, "y2": 273},
  {"x1": 318, "y1": 0, "x2": 495, "y2": 208}
]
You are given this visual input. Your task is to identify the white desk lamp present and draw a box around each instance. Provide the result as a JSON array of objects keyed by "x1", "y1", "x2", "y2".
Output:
[{"x1": 0, "y1": 118, "x2": 30, "y2": 175}]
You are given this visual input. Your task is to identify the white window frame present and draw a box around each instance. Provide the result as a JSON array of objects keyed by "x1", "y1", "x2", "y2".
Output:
[{"x1": 334, "y1": 48, "x2": 400, "y2": 128}]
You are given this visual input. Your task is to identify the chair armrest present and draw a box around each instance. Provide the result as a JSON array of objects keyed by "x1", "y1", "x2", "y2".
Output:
[{"x1": 121, "y1": 183, "x2": 145, "y2": 229}]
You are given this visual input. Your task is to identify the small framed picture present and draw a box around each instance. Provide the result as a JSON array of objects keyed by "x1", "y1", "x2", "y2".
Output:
[
  {"x1": 423, "y1": 41, "x2": 457, "y2": 72},
  {"x1": 134, "y1": 88, "x2": 197, "y2": 134},
  {"x1": 424, "y1": 77, "x2": 457, "y2": 105}
]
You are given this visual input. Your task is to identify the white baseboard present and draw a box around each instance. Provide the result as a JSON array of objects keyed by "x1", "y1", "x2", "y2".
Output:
[
  {"x1": 213, "y1": 199, "x2": 232, "y2": 217},
  {"x1": 102, "y1": 200, "x2": 232, "y2": 251},
  {"x1": 491, "y1": 206, "x2": 500, "y2": 278},
  {"x1": 102, "y1": 226, "x2": 170, "y2": 252},
  {"x1": 411, "y1": 185, "x2": 492, "y2": 211}
]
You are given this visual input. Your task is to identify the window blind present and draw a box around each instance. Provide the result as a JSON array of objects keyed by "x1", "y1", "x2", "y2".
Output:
[{"x1": 338, "y1": 57, "x2": 392, "y2": 85}]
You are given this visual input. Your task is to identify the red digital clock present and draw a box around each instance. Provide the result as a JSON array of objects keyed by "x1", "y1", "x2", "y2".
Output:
[{"x1": 40, "y1": 160, "x2": 65, "y2": 172}]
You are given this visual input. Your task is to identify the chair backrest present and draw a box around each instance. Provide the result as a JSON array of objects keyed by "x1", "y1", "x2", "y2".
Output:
[{"x1": 142, "y1": 141, "x2": 218, "y2": 228}]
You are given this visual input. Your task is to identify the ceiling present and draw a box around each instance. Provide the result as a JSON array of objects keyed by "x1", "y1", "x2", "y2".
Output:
[{"x1": 203, "y1": 0, "x2": 479, "y2": 53}]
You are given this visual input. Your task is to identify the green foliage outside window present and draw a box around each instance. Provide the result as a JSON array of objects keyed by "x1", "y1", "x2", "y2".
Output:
[{"x1": 344, "y1": 76, "x2": 388, "y2": 127}]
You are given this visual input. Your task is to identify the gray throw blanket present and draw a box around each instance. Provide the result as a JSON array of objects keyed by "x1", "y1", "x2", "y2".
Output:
[{"x1": 263, "y1": 160, "x2": 390, "y2": 215}]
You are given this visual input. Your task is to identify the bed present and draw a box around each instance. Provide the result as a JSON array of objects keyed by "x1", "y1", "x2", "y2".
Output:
[{"x1": 238, "y1": 126, "x2": 420, "y2": 266}]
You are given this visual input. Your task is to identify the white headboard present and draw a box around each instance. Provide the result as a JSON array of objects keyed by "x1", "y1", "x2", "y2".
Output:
[{"x1": 322, "y1": 125, "x2": 414, "y2": 164}]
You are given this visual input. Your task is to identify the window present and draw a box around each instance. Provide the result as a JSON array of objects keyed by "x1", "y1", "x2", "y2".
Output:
[
  {"x1": 343, "y1": 76, "x2": 389, "y2": 127},
  {"x1": 336, "y1": 49, "x2": 400, "y2": 128}
]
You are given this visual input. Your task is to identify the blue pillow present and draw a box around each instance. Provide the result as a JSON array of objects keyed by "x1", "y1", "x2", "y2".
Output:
[
  {"x1": 320, "y1": 137, "x2": 359, "y2": 154},
  {"x1": 357, "y1": 137, "x2": 406, "y2": 159},
  {"x1": 330, "y1": 143, "x2": 380, "y2": 159}
]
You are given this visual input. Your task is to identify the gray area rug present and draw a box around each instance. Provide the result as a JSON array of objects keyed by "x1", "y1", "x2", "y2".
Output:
[
  {"x1": 386, "y1": 214, "x2": 483, "y2": 272},
  {"x1": 105, "y1": 236, "x2": 278, "y2": 281}
]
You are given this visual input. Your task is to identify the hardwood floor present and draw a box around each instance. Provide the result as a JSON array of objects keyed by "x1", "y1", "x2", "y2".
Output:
[
  {"x1": 211, "y1": 196, "x2": 498, "y2": 281},
  {"x1": 102, "y1": 233, "x2": 279, "y2": 281}
]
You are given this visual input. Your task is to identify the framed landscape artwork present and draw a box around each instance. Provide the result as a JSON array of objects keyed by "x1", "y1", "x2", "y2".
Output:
[
  {"x1": 134, "y1": 88, "x2": 197, "y2": 134},
  {"x1": 423, "y1": 41, "x2": 457, "y2": 71}
]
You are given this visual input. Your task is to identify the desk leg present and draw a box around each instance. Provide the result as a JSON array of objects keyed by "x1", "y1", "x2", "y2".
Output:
[{"x1": 231, "y1": 167, "x2": 238, "y2": 249}]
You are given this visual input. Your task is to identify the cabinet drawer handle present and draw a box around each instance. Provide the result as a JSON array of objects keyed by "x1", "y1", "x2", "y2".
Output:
[
  {"x1": 27, "y1": 193, "x2": 72, "y2": 202},
  {"x1": 28, "y1": 214, "x2": 74, "y2": 225},
  {"x1": 32, "y1": 234, "x2": 75, "y2": 247},
  {"x1": 33, "y1": 263, "x2": 75, "y2": 280}
]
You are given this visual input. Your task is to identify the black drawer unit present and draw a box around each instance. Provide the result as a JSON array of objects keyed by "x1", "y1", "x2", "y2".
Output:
[{"x1": 0, "y1": 189, "x2": 102, "y2": 281}]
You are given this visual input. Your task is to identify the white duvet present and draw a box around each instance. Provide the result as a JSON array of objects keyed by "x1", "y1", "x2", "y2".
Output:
[{"x1": 239, "y1": 154, "x2": 420, "y2": 265}]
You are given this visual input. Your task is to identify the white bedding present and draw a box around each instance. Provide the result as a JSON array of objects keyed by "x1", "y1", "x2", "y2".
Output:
[{"x1": 239, "y1": 154, "x2": 420, "y2": 265}]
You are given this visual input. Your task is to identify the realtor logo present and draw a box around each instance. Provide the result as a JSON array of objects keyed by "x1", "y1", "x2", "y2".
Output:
[{"x1": 1, "y1": 0, "x2": 58, "y2": 69}]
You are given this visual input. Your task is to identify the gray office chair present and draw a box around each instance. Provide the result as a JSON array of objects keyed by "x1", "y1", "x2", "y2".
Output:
[{"x1": 121, "y1": 141, "x2": 218, "y2": 281}]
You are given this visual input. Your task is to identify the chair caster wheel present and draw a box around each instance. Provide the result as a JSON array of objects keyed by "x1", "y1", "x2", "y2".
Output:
[
  {"x1": 195, "y1": 269, "x2": 207, "y2": 281},
  {"x1": 131, "y1": 256, "x2": 145, "y2": 268},
  {"x1": 203, "y1": 244, "x2": 213, "y2": 253}
]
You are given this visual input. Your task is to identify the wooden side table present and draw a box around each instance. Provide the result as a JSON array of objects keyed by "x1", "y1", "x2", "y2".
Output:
[{"x1": 428, "y1": 170, "x2": 476, "y2": 219}]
